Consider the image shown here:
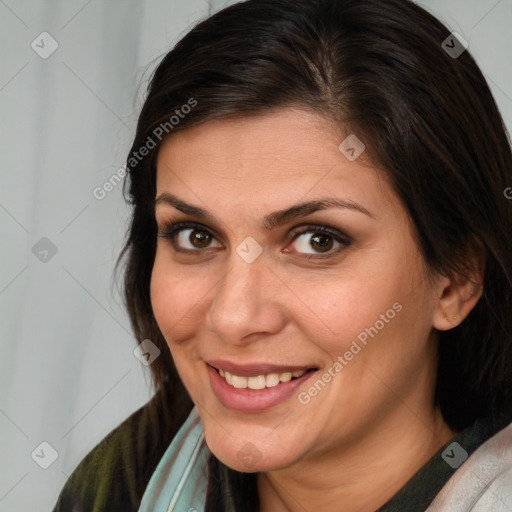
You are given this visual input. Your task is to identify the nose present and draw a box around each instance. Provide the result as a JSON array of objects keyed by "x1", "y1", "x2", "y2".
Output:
[{"x1": 205, "y1": 253, "x2": 287, "y2": 346}]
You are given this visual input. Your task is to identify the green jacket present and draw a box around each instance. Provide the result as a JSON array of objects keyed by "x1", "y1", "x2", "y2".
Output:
[{"x1": 51, "y1": 383, "x2": 194, "y2": 512}]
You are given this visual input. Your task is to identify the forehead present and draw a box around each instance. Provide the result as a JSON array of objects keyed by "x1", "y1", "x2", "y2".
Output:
[{"x1": 154, "y1": 108, "x2": 395, "y2": 216}]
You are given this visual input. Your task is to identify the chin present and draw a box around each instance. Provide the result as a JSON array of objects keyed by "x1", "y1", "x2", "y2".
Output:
[{"x1": 205, "y1": 434, "x2": 297, "y2": 473}]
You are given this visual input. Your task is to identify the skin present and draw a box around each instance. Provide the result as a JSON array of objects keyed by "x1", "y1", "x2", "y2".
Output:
[{"x1": 150, "y1": 108, "x2": 483, "y2": 512}]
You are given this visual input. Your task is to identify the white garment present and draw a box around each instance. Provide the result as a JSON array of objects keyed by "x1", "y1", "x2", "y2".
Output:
[{"x1": 426, "y1": 420, "x2": 512, "y2": 511}]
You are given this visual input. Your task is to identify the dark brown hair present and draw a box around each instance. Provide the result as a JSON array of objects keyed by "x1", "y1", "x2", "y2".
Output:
[{"x1": 115, "y1": 0, "x2": 512, "y2": 508}]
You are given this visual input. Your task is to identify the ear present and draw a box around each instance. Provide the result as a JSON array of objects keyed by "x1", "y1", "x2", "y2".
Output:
[{"x1": 432, "y1": 239, "x2": 485, "y2": 331}]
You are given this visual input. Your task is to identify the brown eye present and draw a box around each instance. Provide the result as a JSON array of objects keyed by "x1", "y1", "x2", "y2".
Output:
[
  {"x1": 176, "y1": 227, "x2": 220, "y2": 250},
  {"x1": 289, "y1": 226, "x2": 350, "y2": 257},
  {"x1": 157, "y1": 221, "x2": 222, "y2": 252},
  {"x1": 309, "y1": 233, "x2": 333, "y2": 253},
  {"x1": 189, "y1": 229, "x2": 213, "y2": 249}
]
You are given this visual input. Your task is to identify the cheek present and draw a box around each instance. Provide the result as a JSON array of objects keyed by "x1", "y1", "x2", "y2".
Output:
[
  {"x1": 296, "y1": 281, "x2": 400, "y2": 360},
  {"x1": 297, "y1": 244, "x2": 430, "y2": 360},
  {"x1": 149, "y1": 254, "x2": 210, "y2": 392},
  {"x1": 150, "y1": 250, "x2": 212, "y2": 345},
  {"x1": 297, "y1": 256, "x2": 398, "y2": 330}
]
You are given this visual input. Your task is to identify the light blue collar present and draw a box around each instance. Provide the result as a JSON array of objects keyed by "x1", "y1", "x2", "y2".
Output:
[{"x1": 138, "y1": 406, "x2": 210, "y2": 512}]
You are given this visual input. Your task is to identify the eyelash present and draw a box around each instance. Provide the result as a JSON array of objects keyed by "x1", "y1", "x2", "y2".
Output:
[{"x1": 157, "y1": 221, "x2": 351, "y2": 259}]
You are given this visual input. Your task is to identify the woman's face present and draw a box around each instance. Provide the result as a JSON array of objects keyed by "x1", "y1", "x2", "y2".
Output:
[{"x1": 151, "y1": 108, "x2": 445, "y2": 473}]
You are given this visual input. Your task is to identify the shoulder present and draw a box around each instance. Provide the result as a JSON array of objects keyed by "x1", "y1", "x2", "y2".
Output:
[
  {"x1": 51, "y1": 382, "x2": 193, "y2": 512},
  {"x1": 427, "y1": 418, "x2": 512, "y2": 511}
]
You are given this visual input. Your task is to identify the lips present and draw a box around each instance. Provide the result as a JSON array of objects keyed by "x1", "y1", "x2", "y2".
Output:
[
  {"x1": 206, "y1": 363, "x2": 318, "y2": 412},
  {"x1": 206, "y1": 359, "x2": 317, "y2": 377}
]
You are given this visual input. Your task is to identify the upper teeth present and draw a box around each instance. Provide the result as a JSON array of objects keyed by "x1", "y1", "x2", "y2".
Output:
[{"x1": 219, "y1": 369, "x2": 307, "y2": 389}]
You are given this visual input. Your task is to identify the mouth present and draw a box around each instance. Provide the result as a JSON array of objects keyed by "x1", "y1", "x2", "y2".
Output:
[
  {"x1": 206, "y1": 361, "x2": 319, "y2": 412},
  {"x1": 211, "y1": 365, "x2": 316, "y2": 390}
]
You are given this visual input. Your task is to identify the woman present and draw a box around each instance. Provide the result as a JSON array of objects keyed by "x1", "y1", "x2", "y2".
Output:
[{"x1": 52, "y1": 0, "x2": 512, "y2": 510}]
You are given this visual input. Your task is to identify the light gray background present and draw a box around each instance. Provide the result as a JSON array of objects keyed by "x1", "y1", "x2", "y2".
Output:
[{"x1": 0, "y1": 1, "x2": 511, "y2": 510}]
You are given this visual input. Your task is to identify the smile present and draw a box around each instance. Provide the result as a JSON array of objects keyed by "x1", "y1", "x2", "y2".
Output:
[
  {"x1": 218, "y1": 368, "x2": 307, "y2": 389},
  {"x1": 206, "y1": 363, "x2": 318, "y2": 412}
]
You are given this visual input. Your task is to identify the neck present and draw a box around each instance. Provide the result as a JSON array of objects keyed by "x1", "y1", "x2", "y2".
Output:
[{"x1": 257, "y1": 407, "x2": 457, "y2": 512}]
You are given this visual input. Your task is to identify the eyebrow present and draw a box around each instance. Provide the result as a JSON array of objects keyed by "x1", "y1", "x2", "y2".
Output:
[{"x1": 154, "y1": 192, "x2": 375, "y2": 229}]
